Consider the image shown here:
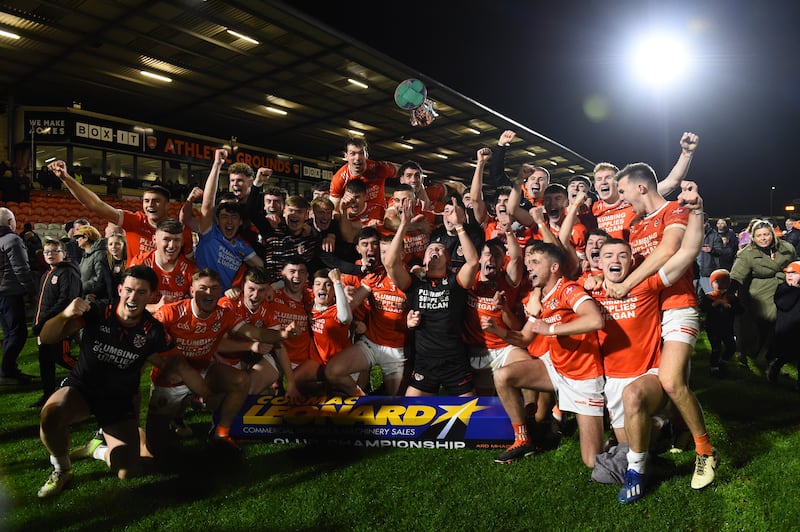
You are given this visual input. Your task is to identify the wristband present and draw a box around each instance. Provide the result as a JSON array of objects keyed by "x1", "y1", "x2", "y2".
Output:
[
  {"x1": 548, "y1": 323, "x2": 557, "y2": 336},
  {"x1": 693, "y1": 210, "x2": 705, "y2": 216},
  {"x1": 455, "y1": 225, "x2": 465, "y2": 234},
  {"x1": 527, "y1": 316, "x2": 537, "y2": 324}
]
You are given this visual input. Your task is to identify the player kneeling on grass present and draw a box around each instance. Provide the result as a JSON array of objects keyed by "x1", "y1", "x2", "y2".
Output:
[
  {"x1": 36, "y1": 266, "x2": 209, "y2": 498},
  {"x1": 593, "y1": 181, "x2": 706, "y2": 503}
]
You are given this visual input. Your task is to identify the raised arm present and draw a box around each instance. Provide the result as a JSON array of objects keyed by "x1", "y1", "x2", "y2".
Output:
[
  {"x1": 329, "y1": 268, "x2": 353, "y2": 325},
  {"x1": 48, "y1": 160, "x2": 121, "y2": 223},
  {"x1": 489, "y1": 130, "x2": 516, "y2": 188},
  {"x1": 384, "y1": 198, "x2": 413, "y2": 290},
  {"x1": 661, "y1": 181, "x2": 704, "y2": 283},
  {"x1": 179, "y1": 186, "x2": 203, "y2": 233},
  {"x1": 453, "y1": 198, "x2": 480, "y2": 289},
  {"x1": 657, "y1": 132, "x2": 699, "y2": 197},
  {"x1": 470, "y1": 147, "x2": 492, "y2": 225},
  {"x1": 508, "y1": 165, "x2": 535, "y2": 227},
  {"x1": 198, "y1": 149, "x2": 227, "y2": 234}
]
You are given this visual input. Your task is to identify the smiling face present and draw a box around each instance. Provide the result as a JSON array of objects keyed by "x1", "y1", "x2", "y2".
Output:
[
  {"x1": 479, "y1": 244, "x2": 505, "y2": 280},
  {"x1": 753, "y1": 226, "x2": 774, "y2": 248},
  {"x1": 423, "y1": 242, "x2": 448, "y2": 274},
  {"x1": 400, "y1": 166, "x2": 423, "y2": 194},
  {"x1": 190, "y1": 275, "x2": 222, "y2": 317},
  {"x1": 567, "y1": 180, "x2": 590, "y2": 204},
  {"x1": 117, "y1": 276, "x2": 153, "y2": 322},
  {"x1": 281, "y1": 262, "x2": 309, "y2": 298},
  {"x1": 525, "y1": 170, "x2": 549, "y2": 200},
  {"x1": 543, "y1": 191, "x2": 568, "y2": 223},
  {"x1": 585, "y1": 233, "x2": 608, "y2": 269},
  {"x1": 155, "y1": 230, "x2": 183, "y2": 265},
  {"x1": 345, "y1": 143, "x2": 367, "y2": 176},
  {"x1": 313, "y1": 275, "x2": 335, "y2": 307},
  {"x1": 142, "y1": 191, "x2": 168, "y2": 224},
  {"x1": 599, "y1": 242, "x2": 633, "y2": 284},
  {"x1": 242, "y1": 279, "x2": 269, "y2": 312},
  {"x1": 616, "y1": 176, "x2": 645, "y2": 215},
  {"x1": 357, "y1": 235, "x2": 380, "y2": 269},
  {"x1": 216, "y1": 209, "x2": 242, "y2": 240},
  {"x1": 264, "y1": 194, "x2": 284, "y2": 216},
  {"x1": 311, "y1": 204, "x2": 333, "y2": 231},
  {"x1": 107, "y1": 235, "x2": 125, "y2": 260},
  {"x1": 524, "y1": 249, "x2": 555, "y2": 288},
  {"x1": 283, "y1": 205, "x2": 308, "y2": 234},
  {"x1": 593, "y1": 168, "x2": 618, "y2": 203},
  {"x1": 228, "y1": 172, "x2": 252, "y2": 200}
]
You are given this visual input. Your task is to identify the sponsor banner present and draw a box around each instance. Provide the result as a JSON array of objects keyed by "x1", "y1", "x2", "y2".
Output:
[
  {"x1": 23, "y1": 110, "x2": 331, "y2": 180},
  {"x1": 229, "y1": 395, "x2": 514, "y2": 449}
]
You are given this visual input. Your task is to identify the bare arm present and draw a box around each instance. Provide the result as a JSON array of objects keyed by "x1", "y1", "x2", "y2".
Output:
[
  {"x1": 657, "y1": 132, "x2": 699, "y2": 197},
  {"x1": 179, "y1": 187, "x2": 203, "y2": 233},
  {"x1": 198, "y1": 149, "x2": 227, "y2": 234},
  {"x1": 469, "y1": 148, "x2": 492, "y2": 225},
  {"x1": 612, "y1": 225, "x2": 684, "y2": 297},
  {"x1": 661, "y1": 181, "x2": 704, "y2": 283},
  {"x1": 39, "y1": 297, "x2": 89, "y2": 344},
  {"x1": 384, "y1": 198, "x2": 413, "y2": 290},
  {"x1": 48, "y1": 160, "x2": 121, "y2": 223}
]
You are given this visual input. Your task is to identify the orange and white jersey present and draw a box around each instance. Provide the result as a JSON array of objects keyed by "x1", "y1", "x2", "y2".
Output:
[
  {"x1": 311, "y1": 304, "x2": 351, "y2": 365},
  {"x1": 521, "y1": 290, "x2": 549, "y2": 358},
  {"x1": 129, "y1": 249, "x2": 197, "y2": 304},
  {"x1": 360, "y1": 267, "x2": 407, "y2": 348},
  {"x1": 629, "y1": 200, "x2": 696, "y2": 310},
  {"x1": 151, "y1": 298, "x2": 243, "y2": 381},
  {"x1": 484, "y1": 218, "x2": 539, "y2": 249},
  {"x1": 269, "y1": 286, "x2": 318, "y2": 365},
  {"x1": 120, "y1": 210, "x2": 193, "y2": 262},
  {"x1": 592, "y1": 199, "x2": 636, "y2": 241},
  {"x1": 593, "y1": 274, "x2": 665, "y2": 378},
  {"x1": 329, "y1": 160, "x2": 395, "y2": 207},
  {"x1": 463, "y1": 272, "x2": 517, "y2": 349},
  {"x1": 219, "y1": 295, "x2": 276, "y2": 329},
  {"x1": 539, "y1": 277, "x2": 603, "y2": 380}
]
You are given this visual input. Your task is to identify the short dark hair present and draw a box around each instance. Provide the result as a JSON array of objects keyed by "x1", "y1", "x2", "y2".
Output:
[
  {"x1": 282, "y1": 254, "x2": 307, "y2": 269},
  {"x1": 587, "y1": 228, "x2": 611, "y2": 240},
  {"x1": 600, "y1": 237, "x2": 631, "y2": 251},
  {"x1": 526, "y1": 241, "x2": 565, "y2": 265},
  {"x1": 543, "y1": 183, "x2": 567, "y2": 197},
  {"x1": 345, "y1": 179, "x2": 367, "y2": 195},
  {"x1": 567, "y1": 175, "x2": 592, "y2": 189},
  {"x1": 398, "y1": 161, "x2": 422, "y2": 176},
  {"x1": 356, "y1": 226, "x2": 381, "y2": 242},
  {"x1": 615, "y1": 163, "x2": 657, "y2": 187},
  {"x1": 122, "y1": 265, "x2": 159, "y2": 292},
  {"x1": 345, "y1": 138, "x2": 367, "y2": 152},
  {"x1": 313, "y1": 268, "x2": 331, "y2": 280},
  {"x1": 244, "y1": 266, "x2": 270, "y2": 285},
  {"x1": 156, "y1": 218, "x2": 183, "y2": 235},
  {"x1": 145, "y1": 185, "x2": 171, "y2": 201},
  {"x1": 215, "y1": 201, "x2": 245, "y2": 219},
  {"x1": 193, "y1": 268, "x2": 222, "y2": 284},
  {"x1": 393, "y1": 183, "x2": 415, "y2": 195}
]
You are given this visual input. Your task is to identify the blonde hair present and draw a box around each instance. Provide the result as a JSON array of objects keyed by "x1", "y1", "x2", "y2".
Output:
[{"x1": 74, "y1": 225, "x2": 102, "y2": 243}]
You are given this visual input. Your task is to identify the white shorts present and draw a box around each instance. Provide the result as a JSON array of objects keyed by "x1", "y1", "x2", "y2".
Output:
[
  {"x1": 468, "y1": 344, "x2": 516, "y2": 372},
  {"x1": 661, "y1": 307, "x2": 700, "y2": 346},
  {"x1": 604, "y1": 368, "x2": 660, "y2": 429},
  {"x1": 358, "y1": 337, "x2": 405, "y2": 378},
  {"x1": 149, "y1": 384, "x2": 193, "y2": 418},
  {"x1": 540, "y1": 353, "x2": 605, "y2": 417}
]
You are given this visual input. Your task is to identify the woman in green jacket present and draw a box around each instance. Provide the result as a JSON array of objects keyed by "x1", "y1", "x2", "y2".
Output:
[{"x1": 730, "y1": 219, "x2": 797, "y2": 363}]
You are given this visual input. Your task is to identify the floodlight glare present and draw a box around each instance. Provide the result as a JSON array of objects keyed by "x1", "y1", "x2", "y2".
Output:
[{"x1": 631, "y1": 34, "x2": 691, "y2": 87}]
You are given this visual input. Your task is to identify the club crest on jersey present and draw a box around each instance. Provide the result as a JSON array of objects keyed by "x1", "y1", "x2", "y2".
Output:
[
  {"x1": 212, "y1": 321, "x2": 221, "y2": 332},
  {"x1": 654, "y1": 219, "x2": 660, "y2": 227},
  {"x1": 176, "y1": 275, "x2": 185, "y2": 287},
  {"x1": 549, "y1": 299, "x2": 559, "y2": 309},
  {"x1": 51, "y1": 275, "x2": 59, "y2": 284},
  {"x1": 133, "y1": 334, "x2": 147, "y2": 348}
]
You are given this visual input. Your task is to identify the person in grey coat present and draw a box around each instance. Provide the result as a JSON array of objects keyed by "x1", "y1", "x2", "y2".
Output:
[
  {"x1": 0, "y1": 207, "x2": 36, "y2": 384},
  {"x1": 73, "y1": 225, "x2": 115, "y2": 302},
  {"x1": 730, "y1": 219, "x2": 797, "y2": 363}
]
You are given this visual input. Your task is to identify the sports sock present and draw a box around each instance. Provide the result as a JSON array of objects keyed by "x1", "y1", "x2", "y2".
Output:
[
  {"x1": 93, "y1": 445, "x2": 108, "y2": 461},
  {"x1": 512, "y1": 423, "x2": 529, "y2": 444},
  {"x1": 551, "y1": 405, "x2": 563, "y2": 422},
  {"x1": 50, "y1": 454, "x2": 71, "y2": 473},
  {"x1": 626, "y1": 450, "x2": 647, "y2": 474},
  {"x1": 215, "y1": 425, "x2": 230, "y2": 438},
  {"x1": 693, "y1": 433, "x2": 714, "y2": 456}
]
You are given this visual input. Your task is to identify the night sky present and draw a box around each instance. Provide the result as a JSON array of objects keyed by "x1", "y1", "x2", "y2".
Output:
[{"x1": 291, "y1": 0, "x2": 800, "y2": 220}]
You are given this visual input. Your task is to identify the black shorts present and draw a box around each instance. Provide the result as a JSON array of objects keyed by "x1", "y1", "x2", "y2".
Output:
[
  {"x1": 61, "y1": 376, "x2": 138, "y2": 427},
  {"x1": 409, "y1": 353, "x2": 473, "y2": 395}
]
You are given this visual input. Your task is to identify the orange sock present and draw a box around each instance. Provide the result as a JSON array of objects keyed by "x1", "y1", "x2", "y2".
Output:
[
  {"x1": 693, "y1": 433, "x2": 713, "y2": 456},
  {"x1": 215, "y1": 425, "x2": 230, "y2": 438},
  {"x1": 512, "y1": 423, "x2": 529, "y2": 444}
]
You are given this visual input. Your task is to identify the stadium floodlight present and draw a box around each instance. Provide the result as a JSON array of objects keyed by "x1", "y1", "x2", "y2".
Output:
[{"x1": 630, "y1": 33, "x2": 691, "y2": 88}]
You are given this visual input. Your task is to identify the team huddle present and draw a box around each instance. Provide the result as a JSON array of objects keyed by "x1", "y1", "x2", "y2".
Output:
[{"x1": 35, "y1": 131, "x2": 714, "y2": 504}]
